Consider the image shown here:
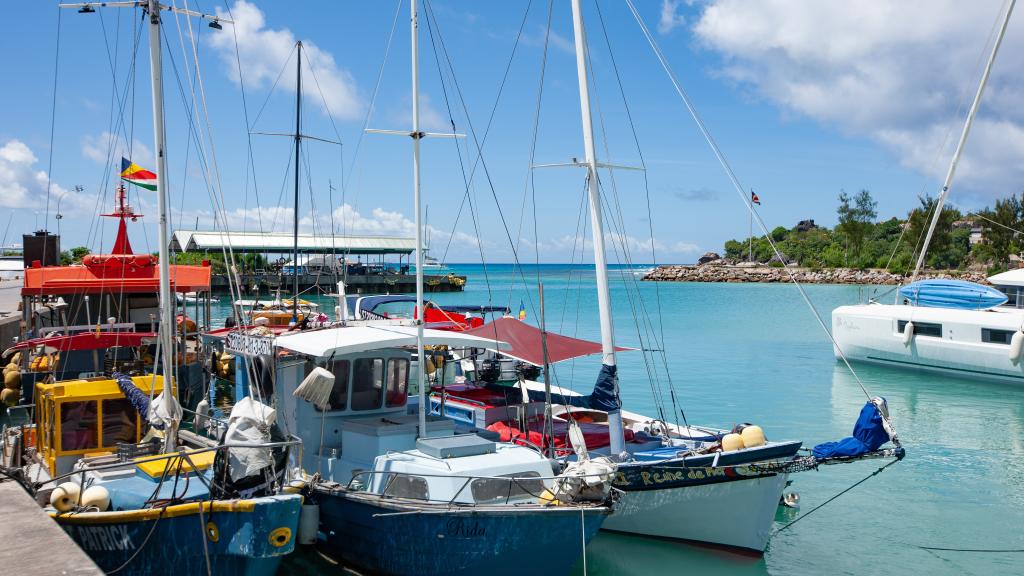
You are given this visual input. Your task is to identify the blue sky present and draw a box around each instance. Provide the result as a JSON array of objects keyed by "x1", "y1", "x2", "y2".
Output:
[{"x1": 2, "y1": 0, "x2": 1023, "y2": 263}]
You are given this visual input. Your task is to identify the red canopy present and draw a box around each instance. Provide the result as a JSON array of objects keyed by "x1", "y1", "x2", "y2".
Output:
[
  {"x1": 6, "y1": 331, "x2": 158, "y2": 354},
  {"x1": 461, "y1": 317, "x2": 634, "y2": 366}
]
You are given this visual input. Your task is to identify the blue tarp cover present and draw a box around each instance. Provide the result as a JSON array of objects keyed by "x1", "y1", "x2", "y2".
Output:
[
  {"x1": 812, "y1": 400, "x2": 890, "y2": 458},
  {"x1": 590, "y1": 364, "x2": 621, "y2": 412},
  {"x1": 899, "y1": 279, "x2": 1007, "y2": 310}
]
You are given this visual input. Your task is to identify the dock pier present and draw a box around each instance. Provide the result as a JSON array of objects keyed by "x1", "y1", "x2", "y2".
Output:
[{"x1": 0, "y1": 481, "x2": 102, "y2": 575}]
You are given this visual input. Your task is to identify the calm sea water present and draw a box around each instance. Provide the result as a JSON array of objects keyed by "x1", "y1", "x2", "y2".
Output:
[{"x1": 250, "y1": 264, "x2": 1024, "y2": 576}]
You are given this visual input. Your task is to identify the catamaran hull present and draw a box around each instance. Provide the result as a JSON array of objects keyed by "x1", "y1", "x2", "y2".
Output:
[
  {"x1": 832, "y1": 304, "x2": 1024, "y2": 383},
  {"x1": 605, "y1": 465, "x2": 788, "y2": 553},
  {"x1": 316, "y1": 490, "x2": 608, "y2": 576},
  {"x1": 54, "y1": 495, "x2": 302, "y2": 576}
]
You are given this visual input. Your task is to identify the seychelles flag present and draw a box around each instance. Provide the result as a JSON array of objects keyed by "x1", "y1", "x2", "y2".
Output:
[
  {"x1": 120, "y1": 157, "x2": 157, "y2": 191},
  {"x1": 518, "y1": 300, "x2": 526, "y2": 321},
  {"x1": 751, "y1": 189, "x2": 761, "y2": 205}
]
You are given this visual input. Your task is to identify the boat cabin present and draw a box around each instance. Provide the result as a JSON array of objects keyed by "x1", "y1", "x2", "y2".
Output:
[{"x1": 34, "y1": 375, "x2": 164, "y2": 475}]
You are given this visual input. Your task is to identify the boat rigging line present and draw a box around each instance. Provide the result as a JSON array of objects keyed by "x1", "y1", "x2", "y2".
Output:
[{"x1": 625, "y1": 0, "x2": 898, "y2": 437}]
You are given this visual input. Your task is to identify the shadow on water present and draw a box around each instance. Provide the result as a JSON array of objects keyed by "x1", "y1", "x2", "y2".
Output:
[{"x1": 570, "y1": 531, "x2": 769, "y2": 576}]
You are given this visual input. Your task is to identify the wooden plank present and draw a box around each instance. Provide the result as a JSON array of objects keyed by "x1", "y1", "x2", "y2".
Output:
[{"x1": 0, "y1": 481, "x2": 102, "y2": 575}]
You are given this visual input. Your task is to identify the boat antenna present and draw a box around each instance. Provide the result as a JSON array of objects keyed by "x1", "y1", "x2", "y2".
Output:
[{"x1": 910, "y1": 0, "x2": 1015, "y2": 283}]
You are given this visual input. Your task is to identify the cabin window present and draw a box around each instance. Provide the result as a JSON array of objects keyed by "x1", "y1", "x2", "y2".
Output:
[
  {"x1": 317, "y1": 359, "x2": 351, "y2": 412},
  {"x1": 60, "y1": 401, "x2": 99, "y2": 451},
  {"x1": 982, "y1": 328, "x2": 1015, "y2": 345},
  {"x1": 385, "y1": 359, "x2": 409, "y2": 407},
  {"x1": 470, "y1": 471, "x2": 545, "y2": 503},
  {"x1": 897, "y1": 320, "x2": 942, "y2": 338},
  {"x1": 351, "y1": 358, "x2": 385, "y2": 411},
  {"x1": 382, "y1": 474, "x2": 430, "y2": 500},
  {"x1": 101, "y1": 399, "x2": 138, "y2": 446}
]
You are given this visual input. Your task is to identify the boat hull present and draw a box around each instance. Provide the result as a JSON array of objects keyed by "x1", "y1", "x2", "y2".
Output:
[
  {"x1": 316, "y1": 489, "x2": 609, "y2": 576},
  {"x1": 605, "y1": 463, "x2": 789, "y2": 553},
  {"x1": 54, "y1": 495, "x2": 302, "y2": 576},
  {"x1": 832, "y1": 304, "x2": 1024, "y2": 383}
]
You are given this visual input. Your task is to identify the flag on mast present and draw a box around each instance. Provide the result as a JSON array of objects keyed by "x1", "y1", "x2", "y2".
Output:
[
  {"x1": 751, "y1": 189, "x2": 761, "y2": 205},
  {"x1": 518, "y1": 300, "x2": 527, "y2": 321},
  {"x1": 120, "y1": 157, "x2": 157, "y2": 191}
]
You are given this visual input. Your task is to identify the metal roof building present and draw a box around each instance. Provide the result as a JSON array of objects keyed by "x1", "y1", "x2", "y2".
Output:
[{"x1": 171, "y1": 230, "x2": 416, "y2": 255}]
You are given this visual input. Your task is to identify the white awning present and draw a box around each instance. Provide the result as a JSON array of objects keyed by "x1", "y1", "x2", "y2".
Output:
[
  {"x1": 171, "y1": 230, "x2": 415, "y2": 255},
  {"x1": 988, "y1": 268, "x2": 1024, "y2": 287},
  {"x1": 274, "y1": 325, "x2": 509, "y2": 358}
]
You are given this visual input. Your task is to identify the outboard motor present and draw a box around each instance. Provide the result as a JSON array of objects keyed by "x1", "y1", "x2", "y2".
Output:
[
  {"x1": 477, "y1": 358, "x2": 501, "y2": 384},
  {"x1": 515, "y1": 361, "x2": 541, "y2": 381}
]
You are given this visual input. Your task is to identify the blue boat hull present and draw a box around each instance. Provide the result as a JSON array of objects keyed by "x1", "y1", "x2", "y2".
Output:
[
  {"x1": 316, "y1": 489, "x2": 609, "y2": 576},
  {"x1": 55, "y1": 495, "x2": 302, "y2": 576}
]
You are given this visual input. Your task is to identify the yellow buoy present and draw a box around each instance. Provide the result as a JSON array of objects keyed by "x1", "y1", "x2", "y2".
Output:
[
  {"x1": 81, "y1": 486, "x2": 110, "y2": 511},
  {"x1": 10, "y1": 352, "x2": 21, "y2": 365},
  {"x1": 50, "y1": 482, "x2": 82, "y2": 512},
  {"x1": 537, "y1": 489, "x2": 562, "y2": 506},
  {"x1": 721, "y1": 433, "x2": 745, "y2": 452},
  {"x1": 740, "y1": 425, "x2": 766, "y2": 448},
  {"x1": 3, "y1": 363, "x2": 18, "y2": 375},
  {"x1": 4, "y1": 370, "x2": 20, "y2": 390},
  {"x1": 0, "y1": 388, "x2": 18, "y2": 407}
]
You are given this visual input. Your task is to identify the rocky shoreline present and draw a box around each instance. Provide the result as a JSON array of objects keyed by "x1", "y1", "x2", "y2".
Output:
[{"x1": 642, "y1": 264, "x2": 990, "y2": 285}]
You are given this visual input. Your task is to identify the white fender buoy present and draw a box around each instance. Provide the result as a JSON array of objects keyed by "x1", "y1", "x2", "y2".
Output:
[
  {"x1": 50, "y1": 482, "x2": 81, "y2": 512},
  {"x1": 81, "y1": 485, "x2": 110, "y2": 511},
  {"x1": 298, "y1": 504, "x2": 319, "y2": 545},
  {"x1": 740, "y1": 425, "x2": 766, "y2": 448},
  {"x1": 902, "y1": 321, "x2": 915, "y2": 346},
  {"x1": 1010, "y1": 330, "x2": 1024, "y2": 363},
  {"x1": 194, "y1": 398, "x2": 210, "y2": 430}
]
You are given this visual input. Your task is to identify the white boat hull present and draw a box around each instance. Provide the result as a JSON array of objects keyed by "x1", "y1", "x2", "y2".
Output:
[
  {"x1": 604, "y1": 472, "x2": 789, "y2": 552},
  {"x1": 832, "y1": 303, "x2": 1024, "y2": 383}
]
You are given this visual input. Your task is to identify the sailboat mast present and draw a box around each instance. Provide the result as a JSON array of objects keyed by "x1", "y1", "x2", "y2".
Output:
[
  {"x1": 147, "y1": 0, "x2": 174, "y2": 394},
  {"x1": 911, "y1": 0, "x2": 1015, "y2": 282},
  {"x1": 293, "y1": 42, "x2": 303, "y2": 323},
  {"x1": 570, "y1": 0, "x2": 625, "y2": 455},
  {"x1": 411, "y1": 0, "x2": 427, "y2": 438}
]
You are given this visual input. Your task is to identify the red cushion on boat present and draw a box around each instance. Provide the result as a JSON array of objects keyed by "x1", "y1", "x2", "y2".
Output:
[{"x1": 486, "y1": 416, "x2": 633, "y2": 452}]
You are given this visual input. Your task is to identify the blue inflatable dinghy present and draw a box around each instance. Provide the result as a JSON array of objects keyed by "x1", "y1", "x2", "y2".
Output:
[{"x1": 899, "y1": 279, "x2": 1007, "y2": 310}]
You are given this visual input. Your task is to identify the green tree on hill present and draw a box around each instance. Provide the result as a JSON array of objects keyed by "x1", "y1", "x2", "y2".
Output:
[
  {"x1": 836, "y1": 189, "x2": 877, "y2": 267},
  {"x1": 906, "y1": 196, "x2": 962, "y2": 270}
]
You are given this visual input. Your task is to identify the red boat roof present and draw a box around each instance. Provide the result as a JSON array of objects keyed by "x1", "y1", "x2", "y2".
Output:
[
  {"x1": 22, "y1": 260, "x2": 211, "y2": 295},
  {"x1": 461, "y1": 317, "x2": 634, "y2": 366},
  {"x1": 7, "y1": 331, "x2": 159, "y2": 353}
]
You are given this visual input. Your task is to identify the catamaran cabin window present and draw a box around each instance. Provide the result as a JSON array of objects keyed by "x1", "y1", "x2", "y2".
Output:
[
  {"x1": 101, "y1": 398, "x2": 138, "y2": 445},
  {"x1": 352, "y1": 358, "x2": 385, "y2": 411},
  {"x1": 982, "y1": 328, "x2": 1015, "y2": 344},
  {"x1": 383, "y1": 474, "x2": 429, "y2": 500},
  {"x1": 897, "y1": 320, "x2": 942, "y2": 338},
  {"x1": 386, "y1": 358, "x2": 409, "y2": 407},
  {"x1": 318, "y1": 359, "x2": 351, "y2": 411},
  {"x1": 60, "y1": 401, "x2": 99, "y2": 451},
  {"x1": 470, "y1": 471, "x2": 545, "y2": 503}
]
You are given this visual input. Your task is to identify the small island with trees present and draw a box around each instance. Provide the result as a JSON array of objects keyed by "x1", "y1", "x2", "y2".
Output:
[{"x1": 645, "y1": 189, "x2": 1024, "y2": 285}]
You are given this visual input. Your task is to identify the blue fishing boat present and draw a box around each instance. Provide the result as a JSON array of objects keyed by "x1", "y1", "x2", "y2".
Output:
[{"x1": 899, "y1": 278, "x2": 1008, "y2": 309}]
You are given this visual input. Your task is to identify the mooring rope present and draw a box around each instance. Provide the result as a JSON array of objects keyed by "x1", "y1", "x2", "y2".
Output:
[{"x1": 774, "y1": 458, "x2": 901, "y2": 534}]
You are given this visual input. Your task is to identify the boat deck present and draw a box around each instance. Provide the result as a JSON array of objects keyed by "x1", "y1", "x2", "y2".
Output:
[{"x1": 0, "y1": 481, "x2": 102, "y2": 575}]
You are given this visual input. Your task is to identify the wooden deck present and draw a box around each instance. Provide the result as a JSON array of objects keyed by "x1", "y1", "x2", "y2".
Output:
[{"x1": 0, "y1": 481, "x2": 102, "y2": 575}]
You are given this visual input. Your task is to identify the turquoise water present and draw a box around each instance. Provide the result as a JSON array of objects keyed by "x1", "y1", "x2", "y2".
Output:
[{"x1": 262, "y1": 264, "x2": 1024, "y2": 575}]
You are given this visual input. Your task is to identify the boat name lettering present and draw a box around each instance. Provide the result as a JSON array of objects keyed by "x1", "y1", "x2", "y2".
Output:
[
  {"x1": 226, "y1": 332, "x2": 274, "y2": 356},
  {"x1": 70, "y1": 524, "x2": 135, "y2": 552},
  {"x1": 615, "y1": 467, "x2": 729, "y2": 487},
  {"x1": 445, "y1": 518, "x2": 486, "y2": 538}
]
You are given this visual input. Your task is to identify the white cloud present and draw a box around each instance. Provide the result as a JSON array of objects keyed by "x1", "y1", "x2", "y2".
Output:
[
  {"x1": 542, "y1": 232, "x2": 698, "y2": 257},
  {"x1": 81, "y1": 131, "x2": 154, "y2": 169},
  {"x1": 210, "y1": 1, "x2": 362, "y2": 120},
  {"x1": 693, "y1": 0, "x2": 1024, "y2": 199},
  {"x1": 658, "y1": 1, "x2": 686, "y2": 35},
  {"x1": 0, "y1": 139, "x2": 94, "y2": 212},
  {"x1": 523, "y1": 25, "x2": 575, "y2": 55}
]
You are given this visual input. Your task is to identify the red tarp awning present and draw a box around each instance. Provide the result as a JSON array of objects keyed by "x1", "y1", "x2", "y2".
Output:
[
  {"x1": 461, "y1": 317, "x2": 634, "y2": 366},
  {"x1": 6, "y1": 331, "x2": 159, "y2": 354}
]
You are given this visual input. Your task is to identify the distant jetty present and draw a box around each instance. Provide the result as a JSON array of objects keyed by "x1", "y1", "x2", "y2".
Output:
[{"x1": 643, "y1": 263, "x2": 990, "y2": 285}]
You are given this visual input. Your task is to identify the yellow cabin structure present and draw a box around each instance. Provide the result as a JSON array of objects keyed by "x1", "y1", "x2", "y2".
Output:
[{"x1": 35, "y1": 375, "x2": 165, "y2": 475}]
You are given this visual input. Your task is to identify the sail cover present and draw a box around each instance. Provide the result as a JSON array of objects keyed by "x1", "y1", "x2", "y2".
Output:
[
  {"x1": 898, "y1": 279, "x2": 1007, "y2": 310},
  {"x1": 461, "y1": 317, "x2": 635, "y2": 366}
]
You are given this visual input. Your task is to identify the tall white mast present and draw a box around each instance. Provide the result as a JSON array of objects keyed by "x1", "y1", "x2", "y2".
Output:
[
  {"x1": 570, "y1": 0, "x2": 625, "y2": 455},
  {"x1": 147, "y1": 0, "x2": 174, "y2": 398},
  {"x1": 911, "y1": 0, "x2": 1015, "y2": 282},
  {"x1": 411, "y1": 0, "x2": 428, "y2": 438}
]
